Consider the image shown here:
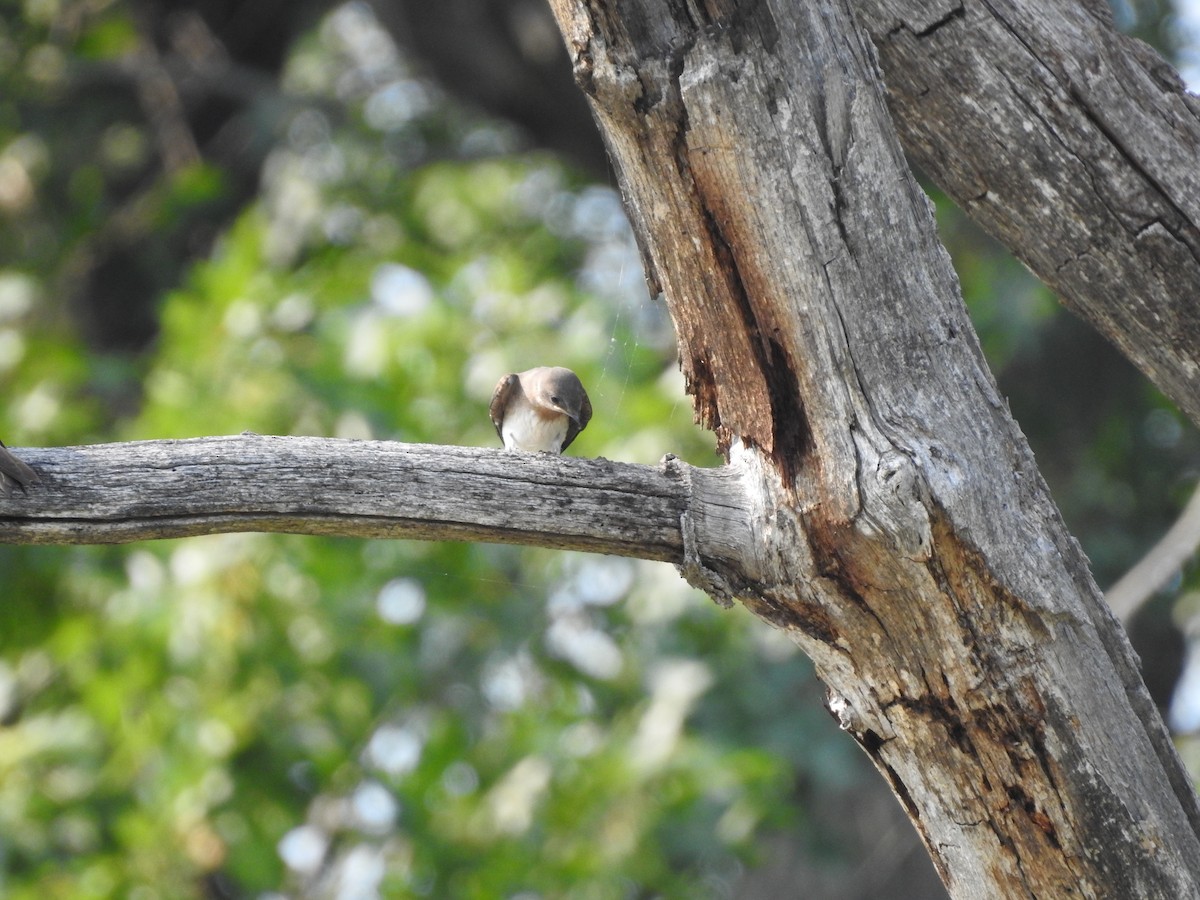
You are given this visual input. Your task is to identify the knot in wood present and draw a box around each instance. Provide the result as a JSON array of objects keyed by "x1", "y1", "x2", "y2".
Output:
[{"x1": 855, "y1": 447, "x2": 932, "y2": 561}]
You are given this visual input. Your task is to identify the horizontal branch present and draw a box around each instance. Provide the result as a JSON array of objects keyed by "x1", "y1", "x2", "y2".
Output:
[{"x1": 0, "y1": 434, "x2": 751, "y2": 569}]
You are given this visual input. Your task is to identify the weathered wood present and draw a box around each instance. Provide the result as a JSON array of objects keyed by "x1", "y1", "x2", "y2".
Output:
[
  {"x1": 548, "y1": 0, "x2": 1200, "y2": 896},
  {"x1": 0, "y1": 435, "x2": 750, "y2": 570},
  {"x1": 855, "y1": 0, "x2": 1200, "y2": 427}
]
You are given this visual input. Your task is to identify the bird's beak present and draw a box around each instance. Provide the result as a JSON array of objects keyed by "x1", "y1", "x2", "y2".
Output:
[{"x1": 547, "y1": 399, "x2": 578, "y2": 422}]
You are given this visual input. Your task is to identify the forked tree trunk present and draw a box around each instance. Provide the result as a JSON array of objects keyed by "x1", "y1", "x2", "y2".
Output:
[{"x1": 546, "y1": 0, "x2": 1200, "y2": 895}]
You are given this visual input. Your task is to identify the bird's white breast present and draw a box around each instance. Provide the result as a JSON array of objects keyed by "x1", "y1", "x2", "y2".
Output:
[{"x1": 501, "y1": 398, "x2": 569, "y2": 453}]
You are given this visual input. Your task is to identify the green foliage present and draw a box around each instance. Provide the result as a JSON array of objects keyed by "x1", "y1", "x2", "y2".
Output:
[
  {"x1": 0, "y1": 4, "x2": 844, "y2": 898},
  {"x1": 2, "y1": 1, "x2": 1198, "y2": 897}
]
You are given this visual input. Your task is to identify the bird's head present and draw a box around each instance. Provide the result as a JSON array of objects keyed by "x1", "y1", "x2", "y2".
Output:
[{"x1": 530, "y1": 366, "x2": 590, "y2": 425}]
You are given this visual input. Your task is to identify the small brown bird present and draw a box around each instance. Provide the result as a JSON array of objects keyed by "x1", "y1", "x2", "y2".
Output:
[
  {"x1": 489, "y1": 366, "x2": 592, "y2": 454},
  {"x1": 0, "y1": 440, "x2": 38, "y2": 497}
]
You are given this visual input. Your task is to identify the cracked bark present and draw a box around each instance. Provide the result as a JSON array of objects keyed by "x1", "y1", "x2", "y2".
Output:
[
  {"x1": 0, "y1": 437, "x2": 752, "y2": 567},
  {"x1": 548, "y1": 0, "x2": 1200, "y2": 896},
  {"x1": 855, "y1": 0, "x2": 1200, "y2": 427}
]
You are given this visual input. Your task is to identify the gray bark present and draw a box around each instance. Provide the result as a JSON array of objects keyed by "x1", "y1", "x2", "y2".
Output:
[
  {"x1": 855, "y1": 0, "x2": 1200, "y2": 427},
  {"x1": 0, "y1": 435, "x2": 747, "y2": 563},
  {"x1": 547, "y1": 0, "x2": 1200, "y2": 895}
]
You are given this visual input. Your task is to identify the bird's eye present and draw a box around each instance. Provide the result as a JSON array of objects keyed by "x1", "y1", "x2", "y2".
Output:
[{"x1": 550, "y1": 396, "x2": 561, "y2": 405}]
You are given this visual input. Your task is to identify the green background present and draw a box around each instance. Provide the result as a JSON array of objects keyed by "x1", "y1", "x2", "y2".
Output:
[{"x1": 1, "y1": 1, "x2": 1197, "y2": 897}]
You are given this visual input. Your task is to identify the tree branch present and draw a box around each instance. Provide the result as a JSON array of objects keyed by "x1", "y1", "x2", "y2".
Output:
[
  {"x1": 0, "y1": 435, "x2": 750, "y2": 571},
  {"x1": 1107, "y1": 481, "x2": 1200, "y2": 623},
  {"x1": 854, "y1": 0, "x2": 1200, "y2": 427}
]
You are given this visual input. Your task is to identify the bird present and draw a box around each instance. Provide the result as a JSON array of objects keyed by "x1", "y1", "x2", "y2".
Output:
[
  {"x1": 489, "y1": 366, "x2": 592, "y2": 454},
  {"x1": 0, "y1": 440, "x2": 38, "y2": 497}
]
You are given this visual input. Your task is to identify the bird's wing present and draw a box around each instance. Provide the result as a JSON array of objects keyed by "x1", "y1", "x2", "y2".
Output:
[
  {"x1": 0, "y1": 440, "x2": 38, "y2": 497},
  {"x1": 561, "y1": 389, "x2": 592, "y2": 452},
  {"x1": 488, "y1": 374, "x2": 520, "y2": 443}
]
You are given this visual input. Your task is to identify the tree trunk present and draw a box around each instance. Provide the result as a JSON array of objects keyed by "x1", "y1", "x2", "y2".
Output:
[{"x1": 546, "y1": 0, "x2": 1200, "y2": 895}]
